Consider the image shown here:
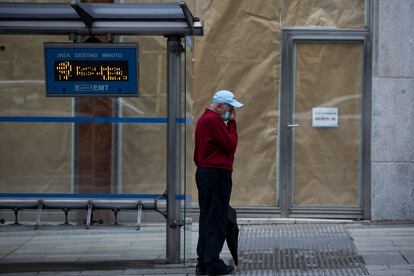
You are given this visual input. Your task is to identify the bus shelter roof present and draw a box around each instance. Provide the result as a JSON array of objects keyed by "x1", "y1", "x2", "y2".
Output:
[{"x1": 0, "y1": 2, "x2": 203, "y2": 36}]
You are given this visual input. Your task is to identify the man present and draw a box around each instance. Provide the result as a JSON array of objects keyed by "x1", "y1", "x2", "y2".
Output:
[{"x1": 194, "y1": 90, "x2": 243, "y2": 275}]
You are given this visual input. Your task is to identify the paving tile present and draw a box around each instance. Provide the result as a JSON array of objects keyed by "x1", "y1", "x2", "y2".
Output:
[
  {"x1": 42, "y1": 250, "x2": 86, "y2": 255},
  {"x1": 122, "y1": 269, "x2": 148, "y2": 275},
  {"x1": 361, "y1": 252, "x2": 408, "y2": 265},
  {"x1": 368, "y1": 270, "x2": 414, "y2": 276},
  {"x1": 0, "y1": 257, "x2": 46, "y2": 264},
  {"x1": 387, "y1": 230, "x2": 414, "y2": 236},
  {"x1": 386, "y1": 271, "x2": 414, "y2": 276},
  {"x1": 393, "y1": 246, "x2": 414, "y2": 251},
  {"x1": 39, "y1": 248, "x2": 92, "y2": 254},
  {"x1": 122, "y1": 249, "x2": 164, "y2": 257},
  {"x1": 393, "y1": 240, "x2": 414, "y2": 245},
  {"x1": 355, "y1": 245, "x2": 400, "y2": 252},
  {"x1": 81, "y1": 254, "x2": 125, "y2": 259},
  {"x1": 387, "y1": 234, "x2": 414, "y2": 239},
  {"x1": 353, "y1": 237, "x2": 403, "y2": 242},
  {"x1": 10, "y1": 248, "x2": 49, "y2": 255},
  {"x1": 77, "y1": 256, "x2": 141, "y2": 262},
  {"x1": 365, "y1": 265, "x2": 389, "y2": 270},
  {"x1": 86, "y1": 248, "x2": 126, "y2": 254},
  {"x1": 123, "y1": 268, "x2": 173, "y2": 274},
  {"x1": 0, "y1": 241, "x2": 27, "y2": 246},
  {"x1": 354, "y1": 241, "x2": 394, "y2": 246},
  {"x1": 401, "y1": 251, "x2": 414, "y2": 264},
  {"x1": 42, "y1": 256, "x2": 80, "y2": 263},
  {"x1": 79, "y1": 270, "x2": 125, "y2": 275},
  {"x1": 0, "y1": 273, "x2": 37, "y2": 276},
  {"x1": 389, "y1": 264, "x2": 414, "y2": 270},
  {"x1": 37, "y1": 272, "x2": 81, "y2": 276},
  {"x1": 0, "y1": 246, "x2": 20, "y2": 254},
  {"x1": 0, "y1": 253, "x2": 46, "y2": 261}
]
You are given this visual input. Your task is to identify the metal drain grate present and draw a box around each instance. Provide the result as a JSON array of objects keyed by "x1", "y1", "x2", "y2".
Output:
[{"x1": 236, "y1": 223, "x2": 368, "y2": 275}]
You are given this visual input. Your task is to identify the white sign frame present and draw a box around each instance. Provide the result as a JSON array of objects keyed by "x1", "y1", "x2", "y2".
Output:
[{"x1": 312, "y1": 107, "x2": 339, "y2": 128}]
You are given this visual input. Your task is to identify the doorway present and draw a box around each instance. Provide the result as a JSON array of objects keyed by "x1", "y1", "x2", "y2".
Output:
[{"x1": 279, "y1": 30, "x2": 371, "y2": 219}]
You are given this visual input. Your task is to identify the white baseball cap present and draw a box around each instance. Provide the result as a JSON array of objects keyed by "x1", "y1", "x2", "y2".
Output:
[{"x1": 212, "y1": 90, "x2": 244, "y2": 108}]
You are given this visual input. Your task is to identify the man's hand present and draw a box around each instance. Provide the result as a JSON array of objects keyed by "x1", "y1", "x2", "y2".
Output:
[{"x1": 230, "y1": 109, "x2": 236, "y2": 120}]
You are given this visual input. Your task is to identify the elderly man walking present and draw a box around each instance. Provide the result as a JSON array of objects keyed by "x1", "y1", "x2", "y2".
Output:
[{"x1": 194, "y1": 90, "x2": 243, "y2": 275}]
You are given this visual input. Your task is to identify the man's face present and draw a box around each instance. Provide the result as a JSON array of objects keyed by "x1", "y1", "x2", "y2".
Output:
[
  {"x1": 217, "y1": 103, "x2": 234, "y2": 121},
  {"x1": 220, "y1": 103, "x2": 234, "y2": 115}
]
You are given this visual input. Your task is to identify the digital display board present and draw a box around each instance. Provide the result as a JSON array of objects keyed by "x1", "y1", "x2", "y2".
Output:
[
  {"x1": 44, "y1": 43, "x2": 138, "y2": 96},
  {"x1": 54, "y1": 60, "x2": 129, "y2": 82}
]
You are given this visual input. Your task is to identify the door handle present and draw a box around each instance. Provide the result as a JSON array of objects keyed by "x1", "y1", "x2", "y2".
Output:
[{"x1": 287, "y1": 124, "x2": 300, "y2": 128}]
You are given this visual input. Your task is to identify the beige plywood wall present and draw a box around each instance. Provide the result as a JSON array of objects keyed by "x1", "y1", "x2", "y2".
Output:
[
  {"x1": 193, "y1": 0, "x2": 282, "y2": 206},
  {"x1": 192, "y1": 0, "x2": 364, "y2": 206},
  {"x1": 282, "y1": 0, "x2": 365, "y2": 28}
]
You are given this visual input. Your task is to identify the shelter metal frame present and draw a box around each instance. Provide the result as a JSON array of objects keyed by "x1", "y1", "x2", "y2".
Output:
[{"x1": 0, "y1": 1, "x2": 203, "y2": 264}]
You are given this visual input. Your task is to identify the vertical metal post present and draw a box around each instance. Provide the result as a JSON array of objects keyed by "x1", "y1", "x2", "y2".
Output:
[
  {"x1": 166, "y1": 36, "x2": 183, "y2": 263},
  {"x1": 279, "y1": 30, "x2": 293, "y2": 218},
  {"x1": 362, "y1": 0, "x2": 374, "y2": 220}
]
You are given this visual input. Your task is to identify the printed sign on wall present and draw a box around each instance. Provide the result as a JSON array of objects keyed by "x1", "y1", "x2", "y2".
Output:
[{"x1": 312, "y1": 107, "x2": 338, "y2": 128}]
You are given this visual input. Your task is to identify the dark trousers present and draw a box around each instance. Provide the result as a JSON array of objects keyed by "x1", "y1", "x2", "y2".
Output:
[{"x1": 196, "y1": 167, "x2": 232, "y2": 270}]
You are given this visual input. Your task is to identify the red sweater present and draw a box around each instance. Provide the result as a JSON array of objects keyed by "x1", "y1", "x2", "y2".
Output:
[{"x1": 194, "y1": 109, "x2": 238, "y2": 172}]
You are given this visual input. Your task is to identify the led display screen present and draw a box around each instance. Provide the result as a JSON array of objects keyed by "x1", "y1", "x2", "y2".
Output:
[{"x1": 54, "y1": 60, "x2": 129, "y2": 82}]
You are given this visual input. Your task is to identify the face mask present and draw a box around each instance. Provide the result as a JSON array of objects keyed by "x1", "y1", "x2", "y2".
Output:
[{"x1": 222, "y1": 111, "x2": 231, "y2": 121}]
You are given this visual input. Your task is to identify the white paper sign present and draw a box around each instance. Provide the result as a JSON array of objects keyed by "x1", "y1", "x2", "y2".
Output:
[{"x1": 312, "y1": 107, "x2": 338, "y2": 128}]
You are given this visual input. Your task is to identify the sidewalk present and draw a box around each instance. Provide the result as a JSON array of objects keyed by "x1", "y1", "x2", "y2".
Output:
[
  {"x1": 347, "y1": 223, "x2": 414, "y2": 276},
  {"x1": 0, "y1": 220, "x2": 413, "y2": 275}
]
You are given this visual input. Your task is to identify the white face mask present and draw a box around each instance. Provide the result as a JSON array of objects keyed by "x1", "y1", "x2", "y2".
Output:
[{"x1": 222, "y1": 111, "x2": 231, "y2": 121}]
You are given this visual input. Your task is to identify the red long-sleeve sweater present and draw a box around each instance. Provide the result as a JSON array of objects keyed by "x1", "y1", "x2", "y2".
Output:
[{"x1": 194, "y1": 108, "x2": 238, "y2": 172}]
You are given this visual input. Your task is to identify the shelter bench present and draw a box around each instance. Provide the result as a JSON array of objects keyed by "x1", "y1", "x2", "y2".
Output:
[{"x1": 0, "y1": 195, "x2": 166, "y2": 230}]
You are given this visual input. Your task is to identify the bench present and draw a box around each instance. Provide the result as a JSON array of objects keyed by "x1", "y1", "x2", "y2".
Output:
[{"x1": 0, "y1": 195, "x2": 167, "y2": 230}]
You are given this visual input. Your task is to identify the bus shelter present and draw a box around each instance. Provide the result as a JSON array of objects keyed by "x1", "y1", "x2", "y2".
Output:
[{"x1": 0, "y1": 1, "x2": 203, "y2": 263}]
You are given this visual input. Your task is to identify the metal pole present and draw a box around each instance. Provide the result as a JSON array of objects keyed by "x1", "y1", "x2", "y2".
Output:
[{"x1": 166, "y1": 36, "x2": 183, "y2": 263}]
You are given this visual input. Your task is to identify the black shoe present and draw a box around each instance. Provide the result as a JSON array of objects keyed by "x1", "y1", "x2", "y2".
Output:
[
  {"x1": 208, "y1": 264, "x2": 234, "y2": 276},
  {"x1": 196, "y1": 265, "x2": 208, "y2": 275}
]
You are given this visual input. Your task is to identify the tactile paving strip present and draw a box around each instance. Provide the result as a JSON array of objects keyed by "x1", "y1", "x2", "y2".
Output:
[{"x1": 236, "y1": 223, "x2": 368, "y2": 275}]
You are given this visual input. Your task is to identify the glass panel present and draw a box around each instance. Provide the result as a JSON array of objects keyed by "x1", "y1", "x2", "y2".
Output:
[
  {"x1": 121, "y1": 124, "x2": 166, "y2": 194},
  {"x1": 0, "y1": 35, "x2": 72, "y2": 116},
  {"x1": 118, "y1": 123, "x2": 167, "y2": 260},
  {"x1": 119, "y1": 36, "x2": 167, "y2": 195},
  {"x1": 0, "y1": 35, "x2": 72, "y2": 193},
  {"x1": 119, "y1": 34, "x2": 191, "y2": 262},
  {"x1": 292, "y1": 43, "x2": 362, "y2": 206},
  {"x1": 282, "y1": 0, "x2": 365, "y2": 29},
  {"x1": 121, "y1": 36, "x2": 166, "y2": 118},
  {"x1": 0, "y1": 123, "x2": 72, "y2": 193}
]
